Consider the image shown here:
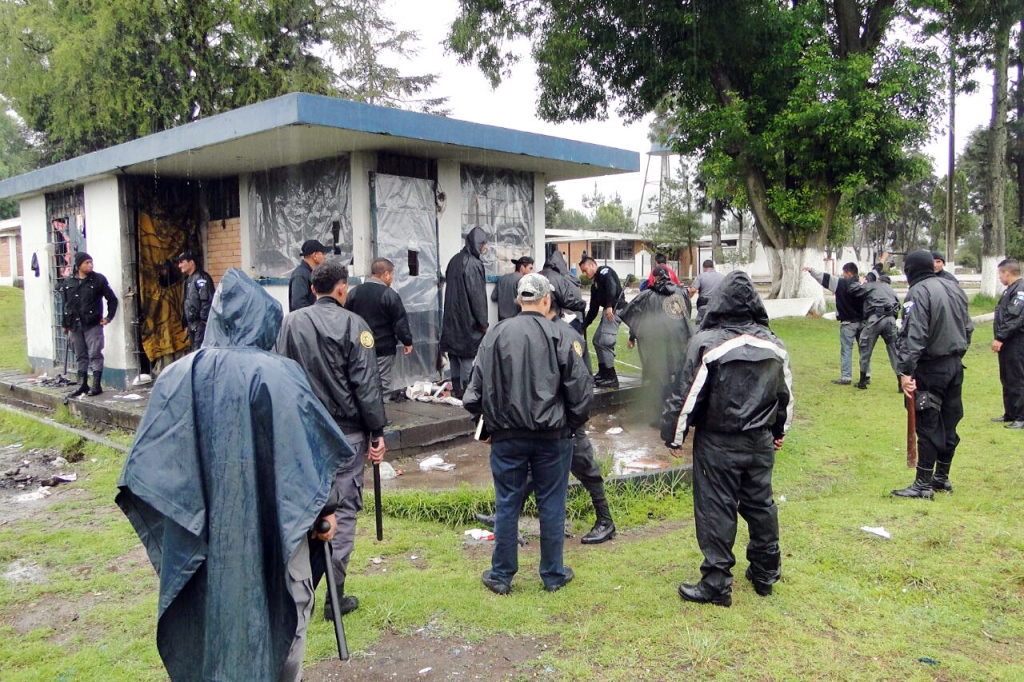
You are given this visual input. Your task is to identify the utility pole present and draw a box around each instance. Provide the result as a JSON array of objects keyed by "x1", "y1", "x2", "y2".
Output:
[{"x1": 946, "y1": 33, "x2": 956, "y2": 274}]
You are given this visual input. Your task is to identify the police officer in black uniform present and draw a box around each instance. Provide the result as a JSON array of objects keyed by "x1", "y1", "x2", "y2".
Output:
[
  {"x1": 463, "y1": 273, "x2": 594, "y2": 594},
  {"x1": 851, "y1": 271, "x2": 900, "y2": 390},
  {"x1": 992, "y1": 258, "x2": 1024, "y2": 429},
  {"x1": 62, "y1": 252, "x2": 118, "y2": 397},
  {"x1": 579, "y1": 255, "x2": 624, "y2": 388},
  {"x1": 491, "y1": 256, "x2": 534, "y2": 321},
  {"x1": 893, "y1": 249, "x2": 973, "y2": 498},
  {"x1": 276, "y1": 260, "x2": 387, "y2": 618},
  {"x1": 289, "y1": 239, "x2": 327, "y2": 311},
  {"x1": 662, "y1": 271, "x2": 792, "y2": 607},
  {"x1": 178, "y1": 250, "x2": 215, "y2": 350}
]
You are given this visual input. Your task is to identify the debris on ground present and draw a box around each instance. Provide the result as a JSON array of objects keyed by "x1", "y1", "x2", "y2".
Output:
[
  {"x1": 860, "y1": 526, "x2": 892, "y2": 540},
  {"x1": 464, "y1": 528, "x2": 494, "y2": 541},
  {"x1": 419, "y1": 455, "x2": 456, "y2": 472}
]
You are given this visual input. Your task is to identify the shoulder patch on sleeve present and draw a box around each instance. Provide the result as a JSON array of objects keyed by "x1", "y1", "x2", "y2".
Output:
[
  {"x1": 903, "y1": 300, "x2": 915, "y2": 312},
  {"x1": 572, "y1": 340, "x2": 583, "y2": 357},
  {"x1": 196, "y1": 279, "x2": 208, "y2": 288},
  {"x1": 359, "y1": 330, "x2": 375, "y2": 349}
]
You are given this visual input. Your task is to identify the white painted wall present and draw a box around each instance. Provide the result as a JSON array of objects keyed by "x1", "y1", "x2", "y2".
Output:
[
  {"x1": 350, "y1": 151, "x2": 375, "y2": 278},
  {"x1": 19, "y1": 195, "x2": 52, "y2": 368},
  {"x1": 83, "y1": 177, "x2": 128, "y2": 374}
]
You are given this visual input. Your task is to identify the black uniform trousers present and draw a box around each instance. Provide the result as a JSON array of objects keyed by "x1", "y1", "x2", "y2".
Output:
[
  {"x1": 998, "y1": 336, "x2": 1024, "y2": 421},
  {"x1": 913, "y1": 355, "x2": 964, "y2": 472},
  {"x1": 692, "y1": 427, "x2": 780, "y2": 594}
]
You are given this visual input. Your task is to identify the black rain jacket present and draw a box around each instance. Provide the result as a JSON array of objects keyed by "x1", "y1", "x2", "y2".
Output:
[
  {"x1": 583, "y1": 263, "x2": 624, "y2": 327},
  {"x1": 115, "y1": 269, "x2": 352, "y2": 682},
  {"x1": 491, "y1": 271, "x2": 524, "y2": 321},
  {"x1": 276, "y1": 296, "x2": 387, "y2": 439},
  {"x1": 897, "y1": 266, "x2": 973, "y2": 376},
  {"x1": 662, "y1": 272, "x2": 793, "y2": 447},
  {"x1": 440, "y1": 227, "x2": 489, "y2": 357},
  {"x1": 463, "y1": 311, "x2": 594, "y2": 441},
  {"x1": 994, "y1": 278, "x2": 1024, "y2": 343},
  {"x1": 62, "y1": 271, "x2": 118, "y2": 329},
  {"x1": 288, "y1": 259, "x2": 315, "y2": 311},
  {"x1": 345, "y1": 277, "x2": 413, "y2": 356},
  {"x1": 621, "y1": 276, "x2": 694, "y2": 380},
  {"x1": 851, "y1": 279, "x2": 900, "y2": 318},
  {"x1": 183, "y1": 269, "x2": 214, "y2": 334},
  {"x1": 540, "y1": 251, "x2": 586, "y2": 319}
]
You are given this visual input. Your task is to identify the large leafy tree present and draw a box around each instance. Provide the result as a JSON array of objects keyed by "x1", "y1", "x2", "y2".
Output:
[
  {"x1": 448, "y1": 0, "x2": 943, "y2": 297},
  {"x1": 0, "y1": 108, "x2": 38, "y2": 218}
]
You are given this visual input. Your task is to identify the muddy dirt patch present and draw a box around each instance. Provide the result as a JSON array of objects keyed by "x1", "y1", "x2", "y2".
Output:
[
  {"x1": 305, "y1": 628, "x2": 557, "y2": 681},
  {"x1": 0, "y1": 442, "x2": 85, "y2": 524}
]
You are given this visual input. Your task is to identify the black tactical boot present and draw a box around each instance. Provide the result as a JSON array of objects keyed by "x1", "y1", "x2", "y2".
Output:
[
  {"x1": 87, "y1": 371, "x2": 103, "y2": 396},
  {"x1": 931, "y1": 461, "x2": 953, "y2": 493},
  {"x1": 595, "y1": 367, "x2": 619, "y2": 389},
  {"x1": 745, "y1": 566, "x2": 773, "y2": 597},
  {"x1": 678, "y1": 582, "x2": 731, "y2": 607},
  {"x1": 69, "y1": 372, "x2": 89, "y2": 398},
  {"x1": 581, "y1": 489, "x2": 616, "y2": 544},
  {"x1": 323, "y1": 583, "x2": 359, "y2": 620},
  {"x1": 450, "y1": 377, "x2": 464, "y2": 400},
  {"x1": 891, "y1": 467, "x2": 935, "y2": 499},
  {"x1": 855, "y1": 372, "x2": 870, "y2": 390}
]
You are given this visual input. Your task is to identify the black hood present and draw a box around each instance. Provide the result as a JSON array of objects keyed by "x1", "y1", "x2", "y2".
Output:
[
  {"x1": 904, "y1": 250, "x2": 936, "y2": 287},
  {"x1": 651, "y1": 275, "x2": 678, "y2": 295},
  {"x1": 464, "y1": 226, "x2": 488, "y2": 259},
  {"x1": 700, "y1": 271, "x2": 770, "y2": 329},
  {"x1": 204, "y1": 268, "x2": 283, "y2": 350},
  {"x1": 543, "y1": 249, "x2": 570, "y2": 275}
]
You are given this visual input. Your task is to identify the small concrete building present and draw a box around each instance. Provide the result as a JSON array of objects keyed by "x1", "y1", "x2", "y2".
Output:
[
  {"x1": 0, "y1": 93, "x2": 637, "y2": 388},
  {"x1": 0, "y1": 217, "x2": 23, "y2": 287}
]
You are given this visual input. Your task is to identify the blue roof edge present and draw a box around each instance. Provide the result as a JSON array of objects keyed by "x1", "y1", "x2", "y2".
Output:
[{"x1": 0, "y1": 92, "x2": 640, "y2": 200}]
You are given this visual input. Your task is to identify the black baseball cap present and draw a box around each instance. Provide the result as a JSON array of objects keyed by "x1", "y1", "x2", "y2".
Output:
[
  {"x1": 931, "y1": 251, "x2": 945, "y2": 263},
  {"x1": 511, "y1": 256, "x2": 535, "y2": 267},
  {"x1": 301, "y1": 239, "x2": 328, "y2": 257},
  {"x1": 177, "y1": 250, "x2": 197, "y2": 263}
]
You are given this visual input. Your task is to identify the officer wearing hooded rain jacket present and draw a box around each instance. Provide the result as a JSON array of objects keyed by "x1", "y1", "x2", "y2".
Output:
[
  {"x1": 662, "y1": 271, "x2": 793, "y2": 607},
  {"x1": 993, "y1": 258, "x2": 1024, "y2": 428},
  {"x1": 893, "y1": 249, "x2": 973, "y2": 498},
  {"x1": 61, "y1": 252, "x2": 118, "y2": 397},
  {"x1": 463, "y1": 273, "x2": 594, "y2": 594},
  {"x1": 275, "y1": 261, "x2": 387, "y2": 619},
  {"x1": 440, "y1": 226, "x2": 489, "y2": 398},
  {"x1": 116, "y1": 269, "x2": 352, "y2": 682}
]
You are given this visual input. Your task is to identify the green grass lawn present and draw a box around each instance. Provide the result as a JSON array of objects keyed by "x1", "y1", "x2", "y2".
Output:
[
  {"x1": 0, "y1": 287, "x2": 1022, "y2": 680},
  {"x1": 0, "y1": 287, "x2": 29, "y2": 370}
]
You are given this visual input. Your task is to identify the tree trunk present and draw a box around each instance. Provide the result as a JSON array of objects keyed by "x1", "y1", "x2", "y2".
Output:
[
  {"x1": 763, "y1": 245, "x2": 828, "y2": 313},
  {"x1": 711, "y1": 197, "x2": 723, "y2": 262},
  {"x1": 982, "y1": 17, "x2": 1011, "y2": 297},
  {"x1": 1015, "y1": 21, "x2": 1024, "y2": 231}
]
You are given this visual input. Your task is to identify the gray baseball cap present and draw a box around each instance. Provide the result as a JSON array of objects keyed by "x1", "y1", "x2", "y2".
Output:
[{"x1": 517, "y1": 273, "x2": 552, "y2": 301}]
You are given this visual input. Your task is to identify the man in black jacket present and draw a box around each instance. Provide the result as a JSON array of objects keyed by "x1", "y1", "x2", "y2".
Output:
[
  {"x1": 276, "y1": 261, "x2": 387, "y2": 618},
  {"x1": 464, "y1": 273, "x2": 594, "y2": 594},
  {"x1": 851, "y1": 271, "x2": 900, "y2": 390},
  {"x1": 804, "y1": 262, "x2": 863, "y2": 385},
  {"x1": 893, "y1": 249, "x2": 973, "y2": 498},
  {"x1": 992, "y1": 258, "x2": 1024, "y2": 429},
  {"x1": 492, "y1": 256, "x2": 534, "y2": 321},
  {"x1": 932, "y1": 251, "x2": 958, "y2": 283},
  {"x1": 662, "y1": 272, "x2": 792, "y2": 607},
  {"x1": 580, "y1": 256, "x2": 624, "y2": 388},
  {"x1": 440, "y1": 227, "x2": 489, "y2": 399},
  {"x1": 62, "y1": 252, "x2": 118, "y2": 397},
  {"x1": 289, "y1": 239, "x2": 327, "y2": 311},
  {"x1": 178, "y1": 250, "x2": 214, "y2": 350},
  {"x1": 346, "y1": 257, "x2": 413, "y2": 401}
]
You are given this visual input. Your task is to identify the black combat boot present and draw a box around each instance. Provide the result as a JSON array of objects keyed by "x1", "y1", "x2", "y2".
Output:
[
  {"x1": 595, "y1": 367, "x2": 619, "y2": 389},
  {"x1": 931, "y1": 461, "x2": 953, "y2": 494},
  {"x1": 678, "y1": 582, "x2": 731, "y2": 607},
  {"x1": 891, "y1": 466, "x2": 935, "y2": 499},
  {"x1": 323, "y1": 582, "x2": 359, "y2": 620},
  {"x1": 581, "y1": 485, "x2": 616, "y2": 544},
  {"x1": 855, "y1": 372, "x2": 870, "y2": 390},
  {"x1": 87, "y1": 371, "x2": 103, "y2": 396},
  {"x1": 69, "y1": 372, "x2": 89, "y2": 398},
  {"x1": 450, "y1": 377, "x2": 464, "y2": 400}
]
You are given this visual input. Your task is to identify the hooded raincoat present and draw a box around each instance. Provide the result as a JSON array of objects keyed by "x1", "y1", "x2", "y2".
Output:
[
  {"x1": 440, "y1": 226, "x2": 489, "y2": 358},
  {"x1": 116, "y1": 269, "x2": 353, "y2": 682},
  {"x1": 621, "y1": 276, "x2": 694, "y2": 391}
]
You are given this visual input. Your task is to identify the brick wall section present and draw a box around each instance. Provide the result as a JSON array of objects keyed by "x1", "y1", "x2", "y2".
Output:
[
  {"x1": 0, "y1": 237, "x2": 10, "y2": 278},
  {"x1": 205, "y1": 217, "x2": 241, "y2": 286},
  {"x1": 16, "y1": 236, "x2": 23, "y2": 276}
]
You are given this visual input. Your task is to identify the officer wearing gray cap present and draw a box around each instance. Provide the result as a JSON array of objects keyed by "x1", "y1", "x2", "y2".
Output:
[{"x1": 463, "y1": 273, "x2": 594, "y2": 594}]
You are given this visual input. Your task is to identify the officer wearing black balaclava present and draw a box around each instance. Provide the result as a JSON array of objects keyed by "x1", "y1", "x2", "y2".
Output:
[{"x1": 893, "y1": 249, "x2": 973, "y2": 498}]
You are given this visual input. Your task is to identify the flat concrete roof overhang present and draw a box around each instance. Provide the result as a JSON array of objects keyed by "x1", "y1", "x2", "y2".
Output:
[{"x1": 0, "y1": 93, "x2": 640, "y2": 201}]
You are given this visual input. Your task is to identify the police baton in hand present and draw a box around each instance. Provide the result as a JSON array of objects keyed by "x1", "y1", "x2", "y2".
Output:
[
  {"x1": 373, "y1": 462, "x2": 383, "y2": 541},
  {"x1": 315, "y1": 518, "x2": 349, "y2": 661},
  {"x1": 905, "y1": 389, "x2": 917, "y2": 469}
]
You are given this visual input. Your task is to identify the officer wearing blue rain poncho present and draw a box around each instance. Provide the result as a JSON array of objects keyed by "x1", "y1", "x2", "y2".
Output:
[{"x1": 116, "y1": 269, "x2": 353, "y2": 682}]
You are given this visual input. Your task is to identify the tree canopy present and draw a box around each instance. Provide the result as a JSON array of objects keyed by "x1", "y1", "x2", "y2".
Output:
[
  {"x1": 0, "y1": 109, "x2": 37, "y2": 219},
  {"x1": 449, "y1": 0, "x2": 944, "y2": 296}
]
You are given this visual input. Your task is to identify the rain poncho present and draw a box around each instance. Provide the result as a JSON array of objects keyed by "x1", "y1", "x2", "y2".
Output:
[
  {"x1": 116, "y1": 269, "x2": 353, "y2": 682},
  {"x1": 440, "y1": 226, "x2": 489, "y2": 357},
  {"x1": 621, "y1": 276, "x2": 694, "y2": 390}
]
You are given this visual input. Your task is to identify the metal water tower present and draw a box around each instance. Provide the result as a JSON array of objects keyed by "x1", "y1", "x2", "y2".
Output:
[{"x1": 635, "y1": 142, "x2": 674, "y2": 230}]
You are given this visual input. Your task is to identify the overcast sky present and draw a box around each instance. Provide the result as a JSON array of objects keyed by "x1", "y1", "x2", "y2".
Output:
[{"x1": 390, "y1": 0, "x2": 993, "y2": 217}]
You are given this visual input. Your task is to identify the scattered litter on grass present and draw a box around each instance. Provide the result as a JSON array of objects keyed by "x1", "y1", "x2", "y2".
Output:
[
  {"x1": 464, "y1": 528, "x2": 494, "y2": 541},
  {"x1": 410, "y1": 555, "x2": 419, "y2": 561},
  {"x1": 918, "y1": 657, "x2": 939, "y2": 666},
  {"x1": 605, "y1": 427, "x2": 623, "y2": 435},
  {"x1": 418, "y1": 668, "x2": 432, "y2": 675},
  {"x1": 40, "y1": 473, "x2": 77, "y2": 487},
  {"x1": 419, "y1": 455, "x2": 456, "y2": 472},
  {"x1": 779, "y1": 495, "x2": 787, "y2": 503},
  {"x1": 115, "y1": 393, "x2": 143, "y2": 400},
  {"x1": 50, "y1": 456, "x2": 68, "y2": 468},
  {"x1": 370, "y1": 557, "x2": 384, "y2": 565},
  {"x1": 6, "y1": 444, "x2": 22, "y2": 449},
  {"x1": 13, "y1": 487, "x2": 52, "y2": 502},
  {"x1": 378, "y1": 462, "x2": 398, "y2": 480},
  {"x1": 861, "y1": 526, "x2": 892, "y2": 540}
]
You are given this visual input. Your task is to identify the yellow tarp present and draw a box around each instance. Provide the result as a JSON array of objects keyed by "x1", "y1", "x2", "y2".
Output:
[{"x1": 138, "y1": 211, "x2": 189, "y2": 364}]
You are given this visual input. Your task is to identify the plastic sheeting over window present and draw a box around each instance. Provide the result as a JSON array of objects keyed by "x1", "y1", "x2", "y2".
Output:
[
  {"x1": 370, "y1": 173, "x2": 441, "y2": 387},
  {"x1": 248, "y1": 157, "x2": 352, "y2": 277},
  {"x1": 460, "y1": 166, "x2": 534, "y2": 276}
]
